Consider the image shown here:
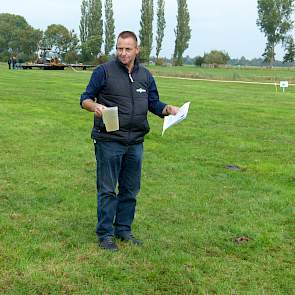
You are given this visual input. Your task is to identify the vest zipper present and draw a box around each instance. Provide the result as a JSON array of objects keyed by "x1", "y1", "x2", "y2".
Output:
[
  {"x1": 128, "y1": 73, "x2": 134, "y2": 144},
  {"x1": 129, "y1": 73, "x2": 134, "y2": 83}
]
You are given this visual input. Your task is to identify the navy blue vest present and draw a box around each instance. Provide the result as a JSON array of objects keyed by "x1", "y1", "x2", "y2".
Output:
[{"x1": 91, "y1": 59, "x2": 150, "y2": 144}]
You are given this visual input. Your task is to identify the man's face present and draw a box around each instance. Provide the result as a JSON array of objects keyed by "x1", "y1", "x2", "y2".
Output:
[{"x1": 116, "y1": 37, "x2": 139, "y2": 67}]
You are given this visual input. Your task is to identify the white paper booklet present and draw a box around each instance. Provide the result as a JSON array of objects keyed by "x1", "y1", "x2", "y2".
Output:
[{"x1": 162, "y1": 102, "x2": 191, "y2": 135}]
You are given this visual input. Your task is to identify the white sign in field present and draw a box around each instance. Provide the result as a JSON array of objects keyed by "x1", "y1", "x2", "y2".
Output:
[{"x1": 280, "y1": 81, "x2": 289, "y2": 88}]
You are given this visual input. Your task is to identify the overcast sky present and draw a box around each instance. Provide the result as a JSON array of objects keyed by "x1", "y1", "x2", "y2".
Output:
[{"x1": 1, "y1": 0, "x2": 294, "y2": 60}]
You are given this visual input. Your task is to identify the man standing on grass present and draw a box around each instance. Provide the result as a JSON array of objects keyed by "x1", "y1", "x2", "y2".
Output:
[{"x1": 80, "y1": 31, "x2": 179, "y2": 251}]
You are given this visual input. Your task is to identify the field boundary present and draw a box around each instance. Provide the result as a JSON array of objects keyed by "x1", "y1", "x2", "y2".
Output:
[{"x1": 155, "y1": 75, "x2": 295, "y2": 86}]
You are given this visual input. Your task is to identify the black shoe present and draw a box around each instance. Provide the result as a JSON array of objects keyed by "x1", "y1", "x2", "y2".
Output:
[
  {"x1": 99, "y1": 236, "x2": 119, "y2": 251},
  {"x1": 115, "y1": 232, "x2": 143, "y2": 246}
]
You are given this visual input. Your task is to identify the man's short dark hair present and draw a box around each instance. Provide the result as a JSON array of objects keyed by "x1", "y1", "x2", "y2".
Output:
[{"x1": 117, "y1": 31, "x2": 138, "y2": 44}]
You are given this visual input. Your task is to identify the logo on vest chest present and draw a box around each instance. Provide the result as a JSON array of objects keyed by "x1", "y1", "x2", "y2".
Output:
[{"x1": 136, "y1": 88, "x2": 147, "y2": 93}]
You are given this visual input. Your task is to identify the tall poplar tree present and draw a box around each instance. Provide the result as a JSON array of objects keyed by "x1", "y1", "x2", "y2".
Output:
[
  {"x1": 104, "y1": 0, "x2": 115, "y2": 56},
  {"x1": 155, "y1": 0, "x2": 166, "y2": 61},
  {"x1": 257, "y1": 0, "x2": 295, "y2": 64},
  {"x1": 283, "y1": 36, "x2": 295, "y2": 62},
  {"x1": 88, "y1": 0, "x2": 103, "y2": 57},
  {"x1": 173, "y1": 0, "x2": 191, "y2": 66},
  {"x1": 79, "y1": 0, "x2": 89, "y2": 44},
  {"x1": 139, "y1": 0, "x2": 154, "y2": 63}
]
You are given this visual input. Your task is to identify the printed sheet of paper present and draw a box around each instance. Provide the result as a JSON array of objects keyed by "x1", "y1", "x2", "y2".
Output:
[{"x1": 162, "y1": 102, "x2": 191, "y2": 136}]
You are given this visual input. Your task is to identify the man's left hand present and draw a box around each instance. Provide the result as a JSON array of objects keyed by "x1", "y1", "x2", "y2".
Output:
[{"x1": 163, "y1": 105, "x2": 179, "y2": 116}]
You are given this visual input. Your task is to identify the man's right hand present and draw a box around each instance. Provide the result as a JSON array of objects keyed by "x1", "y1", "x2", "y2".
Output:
[
  {"x1": 82, "y1": 99, "x2": 106, "y2": 117},
  {"x1": 94, "y1": 103, "x2": 106, "y2": 117}
]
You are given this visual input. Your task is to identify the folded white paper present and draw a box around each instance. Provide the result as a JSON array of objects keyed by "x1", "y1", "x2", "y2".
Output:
[{"x1": 162, "y1": 102, "x2": 191, "y2": 135}]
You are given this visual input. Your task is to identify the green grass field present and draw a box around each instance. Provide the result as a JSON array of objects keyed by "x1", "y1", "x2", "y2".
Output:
[
  {"x1": 0, "y1": 63, "x2": 294, "y2": 294},
  {"x1": 147, "y1": 64, "x2": 295, "y2": 83}
]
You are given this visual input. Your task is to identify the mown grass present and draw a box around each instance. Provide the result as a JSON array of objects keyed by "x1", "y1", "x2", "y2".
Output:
[
  {"x1": 147, "y1": 64, "x2": 295, "y2": 83},
  {"x1": 0, "y1": 63, "x2": 294, "y2": 294}
]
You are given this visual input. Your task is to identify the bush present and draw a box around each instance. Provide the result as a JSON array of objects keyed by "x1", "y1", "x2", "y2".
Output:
[
  {"x1": 63, "y1": 50, "x2": 79, "y2": 64},
  {"x1": 194, "y1": 56, "x2": 204, "y2": 66},
  {"x1": 203, "y1": 50, "x2": 230, "y2": 65},
  {"x1": 95, "y1": 54, "x2": 109, "y2": 65},
  {"x1": 155, "y1": 58, "x2": 165, "y2": 66},
  {"x1": 16, "y1": 52, "x2": 29, "y2": 63}
]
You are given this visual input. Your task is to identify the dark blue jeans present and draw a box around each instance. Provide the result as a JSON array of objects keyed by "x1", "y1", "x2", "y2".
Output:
[{"x1": 94, "y1": 141, "x2": 143, "y2": 241}]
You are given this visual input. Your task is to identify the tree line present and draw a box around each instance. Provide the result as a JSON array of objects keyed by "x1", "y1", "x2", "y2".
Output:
[
  {"x1": 0, "y1": 0, "x2": 191, "y2": 66},
  {"x1": 79, "y1": 0, "x2": 191, "y2": 65},
  {"x1": 0, "y1": 0, "x2": 294, "y2": 66},
  {"x1": 257, "y1": 0, "x2": 295, "y2": 64},
  {"x1": 195, "y1": 0, "x2": 295, "y2": 66}
]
